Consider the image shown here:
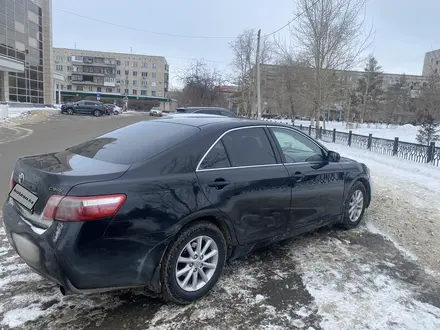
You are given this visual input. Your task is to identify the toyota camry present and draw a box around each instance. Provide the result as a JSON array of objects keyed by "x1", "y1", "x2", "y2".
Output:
[{"x1": 3, "y1": 115, "x2": 372, "y2": 304}]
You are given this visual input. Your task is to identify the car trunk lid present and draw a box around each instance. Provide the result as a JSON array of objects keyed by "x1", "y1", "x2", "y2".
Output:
[{"x1": 10, "y1": 151, "x2": 130, "y2": 228}]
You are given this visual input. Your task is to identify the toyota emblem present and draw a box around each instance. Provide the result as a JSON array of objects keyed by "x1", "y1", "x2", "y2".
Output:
[{"x1": 18, "y1": 172, "x2": 24, "y2": 184}]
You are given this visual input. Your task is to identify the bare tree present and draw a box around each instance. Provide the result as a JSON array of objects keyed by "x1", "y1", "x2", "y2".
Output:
[
  {"x1": 230, "y1": 29, "x2": 273, "y2": 116},
  {"x1": 383, "y1": 75, "x2": 411, "y2": 126},
  {"x1": 177, "y1": 60, "x2": 226, "y2": 107},
  {"x1": 290, "y1": 0, "x2": 373, "y2": 127}
]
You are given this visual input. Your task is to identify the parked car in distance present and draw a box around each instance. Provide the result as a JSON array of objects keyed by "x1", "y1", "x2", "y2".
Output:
[
  {"x1": 61, "y1": 101, "x2": 108, "y2": 117},
  {"x1": 150, "y1": 108, "x2": 162, "y2": 116},
  {"x1": 4, "y1": 116, "x2": 372, "y2": 305},
  {"x1": 176, "y1": 107, "x2": 236, "y2": 118},
  {"x1": 105, "y1": 104, "x2": 122, "y2": 115}
]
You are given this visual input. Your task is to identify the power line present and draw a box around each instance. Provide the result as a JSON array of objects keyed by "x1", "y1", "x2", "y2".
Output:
[
  {"x1": 56, "y1": 9, "x2": 237, "y2": 39},
  {"x1": 262, "y1": 0, "x2": 321, "y2": 38}
]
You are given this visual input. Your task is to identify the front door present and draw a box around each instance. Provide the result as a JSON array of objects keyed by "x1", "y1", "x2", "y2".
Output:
[
  {"x1": 268, "y1": 127, "x2": 345, "y2": 230},
  {"x1": 196, "y1": 127, "x2": 291, "y2": 245}
]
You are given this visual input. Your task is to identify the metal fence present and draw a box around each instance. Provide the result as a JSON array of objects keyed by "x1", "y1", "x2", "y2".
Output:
[{"x1": 294, "y1": 124, "x2": 440, "y2": 167}]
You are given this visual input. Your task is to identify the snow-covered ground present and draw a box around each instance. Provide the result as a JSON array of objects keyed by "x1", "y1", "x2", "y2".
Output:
[{"x1": 267, "y1": 119, "x2": 422, "y2": 144}]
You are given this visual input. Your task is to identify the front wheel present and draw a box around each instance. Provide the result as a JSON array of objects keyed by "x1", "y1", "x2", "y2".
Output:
[
  {"x1": 67, "y1": 108, "x2": 74, "y2": 115},
  {"x1": 339, "y1": 181, "x2": 367, "y2": 229},
  {"x1": 93, "y1": 109, "x2": 101, "y2": 117},
  {"x1": 161, "y1": 222, "x2": 226, "y2": 304}
]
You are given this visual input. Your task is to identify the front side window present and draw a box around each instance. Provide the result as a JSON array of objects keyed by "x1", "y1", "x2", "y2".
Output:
[
  {"x1": 222, "y1": 127, "x2": 276, "y2": 167},
  {"x1": 270, "y1": 128, "x2": 325, "y2": 163},
  {"x1": 199, "y1": 141, "x2": 230, "y2": 170}
]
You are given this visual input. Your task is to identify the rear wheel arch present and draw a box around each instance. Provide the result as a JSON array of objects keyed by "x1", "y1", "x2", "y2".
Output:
[{"x1": 170, "y1": 215, "x2": 235, "y2": 256}]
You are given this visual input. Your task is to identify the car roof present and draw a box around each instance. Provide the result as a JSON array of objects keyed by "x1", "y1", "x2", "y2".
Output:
[{"x1": 156, "y1": 115, "x2": 292, "y2": 130}]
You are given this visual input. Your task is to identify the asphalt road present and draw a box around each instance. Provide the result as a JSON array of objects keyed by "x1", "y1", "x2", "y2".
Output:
[{"x1": 0, "y1": 113, "x2": 439, "y2": 329}]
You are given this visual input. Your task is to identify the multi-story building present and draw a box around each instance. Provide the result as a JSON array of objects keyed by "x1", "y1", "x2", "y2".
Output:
[
  {"x1": 256, "y1": 64, "x2": 428, "y2": 119},
  {"x1": 53, "y1": 48, "x2": 170, "y2": 108},
  {"x1": 422, "y1": 49, "x2": 440, "y2": 77},
  {"x1": 0, "y1": 0, "x2": 54, "y2": 104}
]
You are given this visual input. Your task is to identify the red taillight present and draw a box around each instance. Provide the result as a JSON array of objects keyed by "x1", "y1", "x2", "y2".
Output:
[{"x1": 42, "y1": 194, "x2": 126, "y2": 222}]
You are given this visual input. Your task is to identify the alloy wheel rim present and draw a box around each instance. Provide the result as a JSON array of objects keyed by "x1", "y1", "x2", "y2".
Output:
[
  {"x1": 175, "y1": 235, "x2": 219, "y2": 292},
  {"x1": 349, "y1": 190, "x2": 364, "y2": 222}
]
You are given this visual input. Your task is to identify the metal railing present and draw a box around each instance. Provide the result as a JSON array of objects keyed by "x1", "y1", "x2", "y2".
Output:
[{"x1": 294, "y1": 124, "x2": 439, "y2": 167}]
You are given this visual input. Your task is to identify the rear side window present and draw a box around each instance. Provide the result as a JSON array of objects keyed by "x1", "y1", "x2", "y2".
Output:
[
  {"x1": 222, "y1": 127, "x2": 276, "y2": 167},
  {"x1": 220, "y1": 110, "x2": 235, "y2": 118},
  {"x1": 199, "y1": 141, "x2": 230, "y2": 170},
  {"x1": 67, "y1": 121, "x2": 200, "y2": 165},
  {"x1": 194, "y1": 109, "x2": 218, "y2": 115}
]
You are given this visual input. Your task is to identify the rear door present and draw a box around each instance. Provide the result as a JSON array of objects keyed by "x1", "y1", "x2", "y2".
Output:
[
  {"x1": 196, "y1": 126, "x2": 291, "y2": 245},
  {"x1": 85, "y1": 101, "x2": 96, "y2": 114},
  {"x1": 267, "y1": 126, "x2": 345, "y2": 230}
]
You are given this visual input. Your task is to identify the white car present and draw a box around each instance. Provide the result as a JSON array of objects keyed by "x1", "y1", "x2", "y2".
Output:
[{"x1": 149, "y1": 109, "x2": 162, "y2": 117}]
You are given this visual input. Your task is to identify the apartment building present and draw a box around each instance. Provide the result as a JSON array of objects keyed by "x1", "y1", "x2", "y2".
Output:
[
  {"x1": 257, "y1": 64, "x2": 428, "y2": 117},
  {"x1": 53, "y1": 48, "x2": 169, "y2": 104},
  {"x1": 0, "y1": 0, "x2": 54, "y2": 104}
]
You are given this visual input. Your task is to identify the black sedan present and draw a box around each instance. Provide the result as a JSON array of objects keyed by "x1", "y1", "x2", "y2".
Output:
[{"x1": 3, "y1": 115, "x2": 372, "y2": 304}]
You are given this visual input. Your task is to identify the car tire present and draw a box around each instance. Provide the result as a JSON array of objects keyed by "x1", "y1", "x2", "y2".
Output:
[
  {"x1": 161, "y1": 221, "x2": 227, "y2": 304},
  {"x1": 339, "y1": 181, "x2": 367, "y2": 229},
  {"x1": 93, "y1": 110, "x2": 101, "y2": 117},
  {"x1": 67, "y1": 108, "x2": 74, "y2": 115}
]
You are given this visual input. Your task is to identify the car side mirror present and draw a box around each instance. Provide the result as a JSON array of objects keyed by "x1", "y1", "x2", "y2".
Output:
[{"x1": 328, "y1": 151, "x2": 340, "y2": 162}]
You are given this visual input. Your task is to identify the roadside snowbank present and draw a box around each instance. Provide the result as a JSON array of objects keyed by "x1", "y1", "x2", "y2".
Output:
[
  {"x1": 268, "y1": 119, "x2": 422, "y2": 143},
  {"x1": 323, "y1": 142, "x2": 440, "y2": 277}
]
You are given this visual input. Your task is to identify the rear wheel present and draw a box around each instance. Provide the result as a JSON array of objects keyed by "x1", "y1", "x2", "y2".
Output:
[
  {"x1": 161, "y1": 222, "x2": 226, "y2": 304},
  {"x1": 339, "y1": 181, "x2": 367, "y2": 229},
  {"x1": 93, "y1": 109, "x2": 101, "y2": 117},
  {"x1": 67, "y1": 108, "x2": 74, "y2": 115}
]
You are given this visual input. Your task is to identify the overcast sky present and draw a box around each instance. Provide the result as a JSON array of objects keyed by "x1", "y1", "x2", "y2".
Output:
[{"x1": 53, "y1": 0, "x2": 440, "y2": 86}]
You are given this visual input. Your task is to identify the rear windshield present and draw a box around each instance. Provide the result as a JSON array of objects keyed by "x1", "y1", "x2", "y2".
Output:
[{"x1": 67, "y1": 121, "x2": 200, "y2": 165}]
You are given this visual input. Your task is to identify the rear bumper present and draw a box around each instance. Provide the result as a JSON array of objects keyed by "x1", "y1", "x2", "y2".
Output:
[{"x1": 2, "y1": 199, "x2": 167, "y2": 294}]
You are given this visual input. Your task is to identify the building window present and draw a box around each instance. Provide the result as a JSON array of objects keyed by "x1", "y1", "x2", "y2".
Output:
[
  {"x1": 165, "y1": 64, "x2": 169, "y2": 71},
  {"x1": 117, "y1": 88, "x2": 121, "y2": 93},
  {"x1": 97, "y1": 87, "x2": 102, "y2": 92},
  {"x1": 142, "y1": 62, "x2": 148, "y2": 68},
  {"x1": 141, "y1": 72, "x2": 148, "y2": 77},
  {"x1": 125, "y1": 70, "x2": 129, "y2": 76},
  {"x1": 133, "y1": 71, "x2": 137, "y2": 76},
  {"x1": 88, "y1": 86, "x2": 93, "y2": 91},
  {"x1": 76, "y1": 85, "x2": 83, "y2": 91},
  {"x1": 67, "y1": 66, "x2": 71, "y2": 72},
  {"x1": 117, "y1": 60, "x2": 121, "y2": 66},
  {"x1": 117, "y1": 70, "x2": 121, "y2": 75},
  {"x1": 133, "y1": 89, "x2": 137, "y2": 95},
  {"x1": 133, "y1": 80, "x2": 137, "y2": 85},
  {"x1": 151, "y1": 91, "x2": 156, "y2": 96},
  {"x1": 67, "y1": 85, "x2": 72, "y2": 90},
  {"x1": 56, "y1": 65, "x2": 63, "y2": 71},
  {"x1": 141, "y1": 81, "x2": 147, "y2": 87},
  {"x1": 151, "y1": 82, "x2": 156, "y2": 87},
  {"x1": 56, "y1": 55, "x2": 63, "y2": 61},
  {"x1": 106, "y1": 88, "x2": 113, "y2": 93},
  {"x1": 116, "y1": 80, "x2": 121, "y2": 84},
  {"x1": 132, "y1": 61, "x2": 137, "y2": 67},
  {"x1": 67, "y1": 56, "x2": 72, "y2": 62},
  {"x1": 141, "y1": 90, "x2": 147, "y2": 95},
  {"x1": 124, "y1": 89, "x2": 129, "y2": 94},
  {"x1": 152, "y1": 72, "x2": 156, "y2": 78},
  {"x1": 125, "y1": 60, "x2": 130, "y2": 66},
  {"x1": 152, "y1": 63, "x2": 156, "y2": 69}
]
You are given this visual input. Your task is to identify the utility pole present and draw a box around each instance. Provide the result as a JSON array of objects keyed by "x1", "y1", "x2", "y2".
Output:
[{"x1": 256, "y1": 29, "x2": 262, "y2": 120}]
